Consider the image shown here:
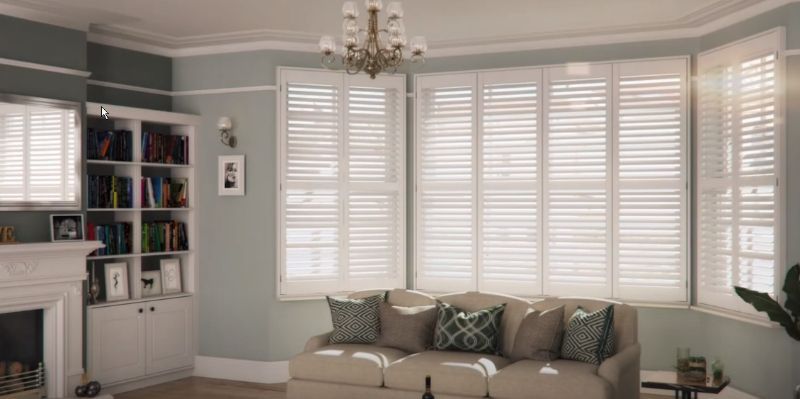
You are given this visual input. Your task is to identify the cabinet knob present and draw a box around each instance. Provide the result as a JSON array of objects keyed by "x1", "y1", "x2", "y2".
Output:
[
  {"x1": 150, "y1": 306, "x2": 155, "y2": 312},
  {"x1": 138, "y1": 308, "x2": 143, "y2": 314}
]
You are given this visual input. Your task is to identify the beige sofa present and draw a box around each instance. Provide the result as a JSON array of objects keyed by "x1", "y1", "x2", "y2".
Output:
[{"x1": 288, "y1": 289, "x2": 640, "y2": 399}]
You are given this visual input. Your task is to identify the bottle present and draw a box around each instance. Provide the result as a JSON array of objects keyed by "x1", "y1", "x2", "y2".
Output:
[{"x1": 422, "y1": 375, "x2": 434, "y2": 399}]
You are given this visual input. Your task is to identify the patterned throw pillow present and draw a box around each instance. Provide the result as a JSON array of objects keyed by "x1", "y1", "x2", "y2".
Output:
[
  {"x1": 327, "y1": 293, "x2": 385, "y2": 344},
  {"x1": 560, "y1": 305, "x2": 615, "y2": 365},
  {"x1": 433, "y1": 301, "x2": 506, "y2": 354}
]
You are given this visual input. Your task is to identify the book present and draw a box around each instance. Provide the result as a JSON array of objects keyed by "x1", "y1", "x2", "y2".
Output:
[
  {"x1": 87, "y1": 222, "x2": 133, "y2": 256},
  {"x1": 141, "y1": 177, "x2": 188, "y2": 208},
  {"x1": 87, "y1": 129, "x2": 132, "y2": 161},
  {"x1": 141, "y1": 132, "x2": 189, "y2": 165},
  {"x1": 141, "y1": 221, "x2": 188, "y2": 253},
  {"x1": 88, "y1": 176, "x2": 133, "y2": 208}
]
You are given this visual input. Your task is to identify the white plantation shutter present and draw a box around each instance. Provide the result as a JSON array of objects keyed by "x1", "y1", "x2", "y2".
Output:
[
  {"x1": 478, "y1": 70, "x2": 542, "y2": 296},
  {"x1": 543, "y1": 65, "x2": 613, "y2": 297},
  {"x1": 346, "y1": 75, "x2": 405, "y2": 290},
  {"x1": 697, "y1": 31, "x2": 783, "y2": 313},
  {"x1": 0, "y1": 102, "x2": 79, "y2": 208},
  {"x1": 415, "y1": 74, "x2": 477, "y2": 292},
  {"x1": 613, "y1": 59, "x2": 688, "y2": 302},
  {"x1": 278, "y1": 69, "x2": 405, "y2": 296}
]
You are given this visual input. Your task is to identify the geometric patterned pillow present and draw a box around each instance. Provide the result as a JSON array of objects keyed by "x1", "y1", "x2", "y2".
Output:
[
  {"x1": 560, "y1": 305, "x2": 615, "y2": 365},
  {"x1": 327, "y1": 293, "x2": 386, "y2": 344},
  {"x1": 433, "y1": 301, "x2": 506, "y2": 354}
]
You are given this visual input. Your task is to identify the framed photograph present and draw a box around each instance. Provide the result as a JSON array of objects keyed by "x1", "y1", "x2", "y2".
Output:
[
  {"x1": 218, "y1": 155, "x2": 245, "y2": 196},
  {"x1": 104, "y1": 262, "x2": 129, "y2": 302},
  {"x1": 160, "y1": 259, "x2": 182, "y2": 294},
  {"x1": 141, "y1": 270, "x2": 163, "y2": 297},
  {"x1": 50, "y1": 214, "x2": 84, "y2": 242}
]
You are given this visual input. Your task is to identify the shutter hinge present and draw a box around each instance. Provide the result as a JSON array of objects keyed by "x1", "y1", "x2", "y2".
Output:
[{"x1": 776, "y1": 178, "x2": 779, "y2": 187}]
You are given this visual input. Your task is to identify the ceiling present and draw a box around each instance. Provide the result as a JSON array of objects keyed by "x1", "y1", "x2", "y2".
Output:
[{"x1": 0, "y1": 0, "x2": 793, "y2": 57}]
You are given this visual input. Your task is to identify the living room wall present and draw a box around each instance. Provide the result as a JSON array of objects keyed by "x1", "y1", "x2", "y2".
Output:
[{"x1": 172, "y1": 3, "x2": 800, "y2": 398}]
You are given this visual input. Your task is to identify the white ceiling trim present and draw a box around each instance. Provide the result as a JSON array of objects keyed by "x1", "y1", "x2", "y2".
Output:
[
  {"x1": 3, "y1": 0, "x2": 798, "y2": 58},
  {"x1": 86, "y1": 79, "x2": 278, "y2": 96},
  {"x1": 86, "y1": 79, "x2": 171, "y2": 96},
  {"x1": 0, "y1": 56, "x2": 91, "y2": 77}
]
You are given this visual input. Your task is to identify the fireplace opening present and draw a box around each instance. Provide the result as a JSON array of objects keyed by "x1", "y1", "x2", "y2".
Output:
[{"x1": 0, "y1": 309, "x2": 45, "y2": 398}]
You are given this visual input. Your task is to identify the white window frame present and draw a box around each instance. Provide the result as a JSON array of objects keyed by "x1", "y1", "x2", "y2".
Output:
[
  {"x1": 413, "y1": 56, "x2": 690, "y2": 303},
  {"x1": 695, "y1": 28, "x2": 786, "y2": 316},
  {"x1": 276, "y1": 67, "x2": 406, "y2": 298},
  {"x1": 0, "y1": 94, "x2": 81, "y2": 211}
]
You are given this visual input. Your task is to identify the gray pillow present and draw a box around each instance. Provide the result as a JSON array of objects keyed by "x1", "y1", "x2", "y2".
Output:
[
  {"x1": 510, "y1": 305, "x2": 565, "y2": 362},
  {"x1": 326, "y1": 293, "x2": 385, "y2": 344},
  {"x1": 376, "y1": 302, "x2": 437, "y2": 353}
]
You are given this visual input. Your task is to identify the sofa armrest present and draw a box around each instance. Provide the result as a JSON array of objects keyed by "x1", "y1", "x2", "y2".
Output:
[
  {"x1": 598, "y1": 343, "x2": 641, "y2": 399},
  {"x1": 303, "y1": 331, "x2": 332, "y2": 352}
]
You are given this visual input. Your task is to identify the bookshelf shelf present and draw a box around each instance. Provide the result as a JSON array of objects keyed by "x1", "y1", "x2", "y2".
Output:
[{"x1": 84, "y1": 102, "x2": 200, "y2": 387}]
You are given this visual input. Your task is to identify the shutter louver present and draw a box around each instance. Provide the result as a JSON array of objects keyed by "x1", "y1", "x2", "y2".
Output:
[
  {"x1": 0, "y1": 104, "x2": 78, "y2": 207},
  {"x1": 478, "y1": 70, "x2": 542, "y2": 296},
  {"x1": 279, "y1": 70, "x2": 405, "y2": 296},
  {"x1": 416, "y1": 74, "x2": 476, "y2": 292},
  {"x1": 698, "y1": 31, "x2": 781, "y2": 313},
  {"x1": 614, "y1": 59, "x2": 688, "y2": 302},
  {"x1": 543, "y1": 66, "x2": 613, "y2": 297}
]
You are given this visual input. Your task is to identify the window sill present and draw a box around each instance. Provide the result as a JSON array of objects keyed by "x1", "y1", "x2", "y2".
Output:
[{"x1": 690, "y1": 304, "x2": 778, "y2": 328}]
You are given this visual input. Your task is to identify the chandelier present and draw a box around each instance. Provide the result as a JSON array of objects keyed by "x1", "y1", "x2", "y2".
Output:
[{"x1": 319, "y1": 0, "x2": 427, "y2": 79}]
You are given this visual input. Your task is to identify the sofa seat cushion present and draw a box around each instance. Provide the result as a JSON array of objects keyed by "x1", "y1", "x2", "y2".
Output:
[
  {"x1": 289, "y1": 344, "x2": 407, "y2": 387},
  {"x1": 384, "y1": 350, "x2": 510, "y2": 397},
  {"x1": 488, "y1": 359, "x2": 612, "y2": 399}
]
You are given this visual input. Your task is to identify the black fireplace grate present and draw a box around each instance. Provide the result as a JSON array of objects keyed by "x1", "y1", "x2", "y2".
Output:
[{"x1": 0, "y1": 362, "x2": 45, "y2": 398}]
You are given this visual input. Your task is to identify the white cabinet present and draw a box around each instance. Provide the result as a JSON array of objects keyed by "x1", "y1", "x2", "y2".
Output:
[{"x1": 89, "y1": 296, "x2": 193, "y2": 385}]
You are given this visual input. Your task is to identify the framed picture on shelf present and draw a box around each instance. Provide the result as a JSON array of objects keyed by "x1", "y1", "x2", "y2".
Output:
[
  {"x1": 160, "y1": 259, "x2": 182, "y2": 294},
  {"x1": 104, "y1": 262, "x2": 129, "y2": 302},
  {"x1": 50, "y1": 214, "x2": 84, "y2": 242},
  {"x1": 141, "y1": 270, "x2": 163, "y2": 297},
  {"x1": 218, "y1": 155, "x2": 245, "y2": 196}
]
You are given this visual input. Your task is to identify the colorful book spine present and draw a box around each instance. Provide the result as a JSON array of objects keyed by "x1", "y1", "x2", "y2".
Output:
[
  {"x1": 141, "y1": 221, "x2": 188, "y2": 253},
  {"x1": 87, "y1": 129, "x2": 132, "y2": 161},
  {"x1": 87, "y1": 222, "x2": 133, "y2": 256},
  {"x1": 88, "y1": 176, "x2": 133, "y2": 208},
  {"x1": 141, "y1": 132, "x2": 189, "y2": 165}
]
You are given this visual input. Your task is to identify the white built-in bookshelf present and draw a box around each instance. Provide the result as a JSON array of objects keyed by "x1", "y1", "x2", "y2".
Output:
[{"x1": 84, "y1": 102, "x2": 200, "y2": 388}]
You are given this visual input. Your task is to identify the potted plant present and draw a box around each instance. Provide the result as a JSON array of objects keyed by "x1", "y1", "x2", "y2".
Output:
[{"x1": 734, "y1": 264, "x2": 800, "y2": 341}]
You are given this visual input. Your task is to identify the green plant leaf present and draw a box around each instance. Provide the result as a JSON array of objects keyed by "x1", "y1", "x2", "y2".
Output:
[
  {"x1": 734, "y1": 286, "x2": 800, "y2": 341},
  {"x1": 783, "y1": 264, "x2": 800, "y2": 320}
]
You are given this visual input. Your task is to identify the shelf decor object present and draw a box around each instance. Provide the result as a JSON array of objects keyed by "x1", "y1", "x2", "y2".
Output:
[
  {"x1": 84, "y1": 102, "x2": 199, "y2": 390},
  {"x1": 735, "y1": 264, "x2": 800, "y2": 341},
  {"x1": 319, "y1": 0, "x2": 427, "y2": 78}
]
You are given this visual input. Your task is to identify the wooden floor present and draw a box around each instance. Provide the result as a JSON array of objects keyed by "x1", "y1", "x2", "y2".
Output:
[{"x1": 115, "y1": 377, "x2": 668, "y2": 399}]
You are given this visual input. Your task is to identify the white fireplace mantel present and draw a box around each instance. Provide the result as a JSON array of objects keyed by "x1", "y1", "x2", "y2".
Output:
[{"x1": 0, "y1": 241, "x2": 103, "y2": 398}]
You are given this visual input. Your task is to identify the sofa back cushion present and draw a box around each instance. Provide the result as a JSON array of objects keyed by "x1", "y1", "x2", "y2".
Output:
[
  {"x1": 435, "y1": 291, "x2": 531, "y2": 357},
  {"x1": 349, "y1": 289, "x2": 436, "y2": 307},
  {"x1": 531, "y1": 297, "x2": 637, "y2": 352}
]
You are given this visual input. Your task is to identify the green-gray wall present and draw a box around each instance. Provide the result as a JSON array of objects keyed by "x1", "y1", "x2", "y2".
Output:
[{"x1": 172, "y1": 4, "x2": 800, "y2": 398}]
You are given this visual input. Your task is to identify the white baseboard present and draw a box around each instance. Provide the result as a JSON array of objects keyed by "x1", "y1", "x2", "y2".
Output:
[
  {"x1": 193, "y1": 356, "x2": 290, "y2": 384},
  {"x1": 641, "y1": 370, "x2": 759, "y2": 399}
]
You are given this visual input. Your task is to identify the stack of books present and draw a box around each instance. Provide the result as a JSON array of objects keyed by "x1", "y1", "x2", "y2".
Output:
[
  {"x1": 142, "y1": 177, "x2": 188, "y2": 208},
  {"x1": 88, "y1": 175, "x2": 133, "y2": 208},
  {"x1": 141, "y1": 132, "x2": 189, "y2": 165},
  {"x1": 87, "y1": 129, "x2": 132, "y2": 161},
  {"x1": 142, "y1": 221, "x2": 188, "y2": 253},
  {"x1": 87, "y1": 222, "x2": 133, "y2": 256}
]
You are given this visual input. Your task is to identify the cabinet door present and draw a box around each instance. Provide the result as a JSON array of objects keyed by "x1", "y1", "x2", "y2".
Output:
[
  {"x1": 145, "y1": 296, "x2": 194, "y2": 374},
  {"x1": 88, "y1": 303, "x2": 146, "y2": 384}
]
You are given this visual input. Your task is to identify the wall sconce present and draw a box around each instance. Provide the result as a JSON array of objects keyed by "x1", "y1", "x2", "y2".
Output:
[{"x1": 217, "y1": 116, "x2": 236, "y2": 148}]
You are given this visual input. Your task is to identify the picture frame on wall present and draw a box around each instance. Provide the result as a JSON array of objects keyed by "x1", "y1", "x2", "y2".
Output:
[
  {"x1": 160, "y1": 259, "x2": 182, "y2": 294},
  {"x1": 104, "y1": 262, "x2": 129, "y2": 302},
  {"x1": 141, "y1": 270, "x2": 163, "y2": 297},
  {"x1": 218, "y1": 155, "x2": 245, "y2": 196},
  {"x1": 50, "y1": 214, "x2": 85, "y2": 242}
]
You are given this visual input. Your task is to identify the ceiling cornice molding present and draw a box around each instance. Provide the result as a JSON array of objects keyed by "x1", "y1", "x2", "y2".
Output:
[{"x1": 3, "y1": 0, "x2": 798, "y2": 58}]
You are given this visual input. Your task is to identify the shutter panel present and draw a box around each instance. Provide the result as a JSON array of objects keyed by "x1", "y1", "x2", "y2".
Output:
[
  {"x1": 697, "y1": 31, "x2": 782, "y2": 313},
  {"x1": 0, "y1": 104, "x2": 78, "y2": 206},
  {"x1": 346, "y1": 75, "x2": 405, "y2": 290},
  {"x1": 613, "y1": 59, "x2": 688, "y2": 302},
  {"x1": 543, "y1": 65, "x2": 613, "y2": 297},
  {"x1": 415, "y1": 74, "x2": 477, "y2": 292},
  {"x1": 478, "y1": 69, "x2": 542, "y2": 296},
  {"x1": 0, "y1": 107, "x2": 24, "y2": 201},
  {"x1": 280, "y1": 70, "x2": 344, "y2": 295}
]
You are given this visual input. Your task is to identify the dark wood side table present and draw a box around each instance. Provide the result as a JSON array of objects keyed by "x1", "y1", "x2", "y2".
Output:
[{"x1": 642, "y1": 372, "x2": 730, "y2": 399}]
